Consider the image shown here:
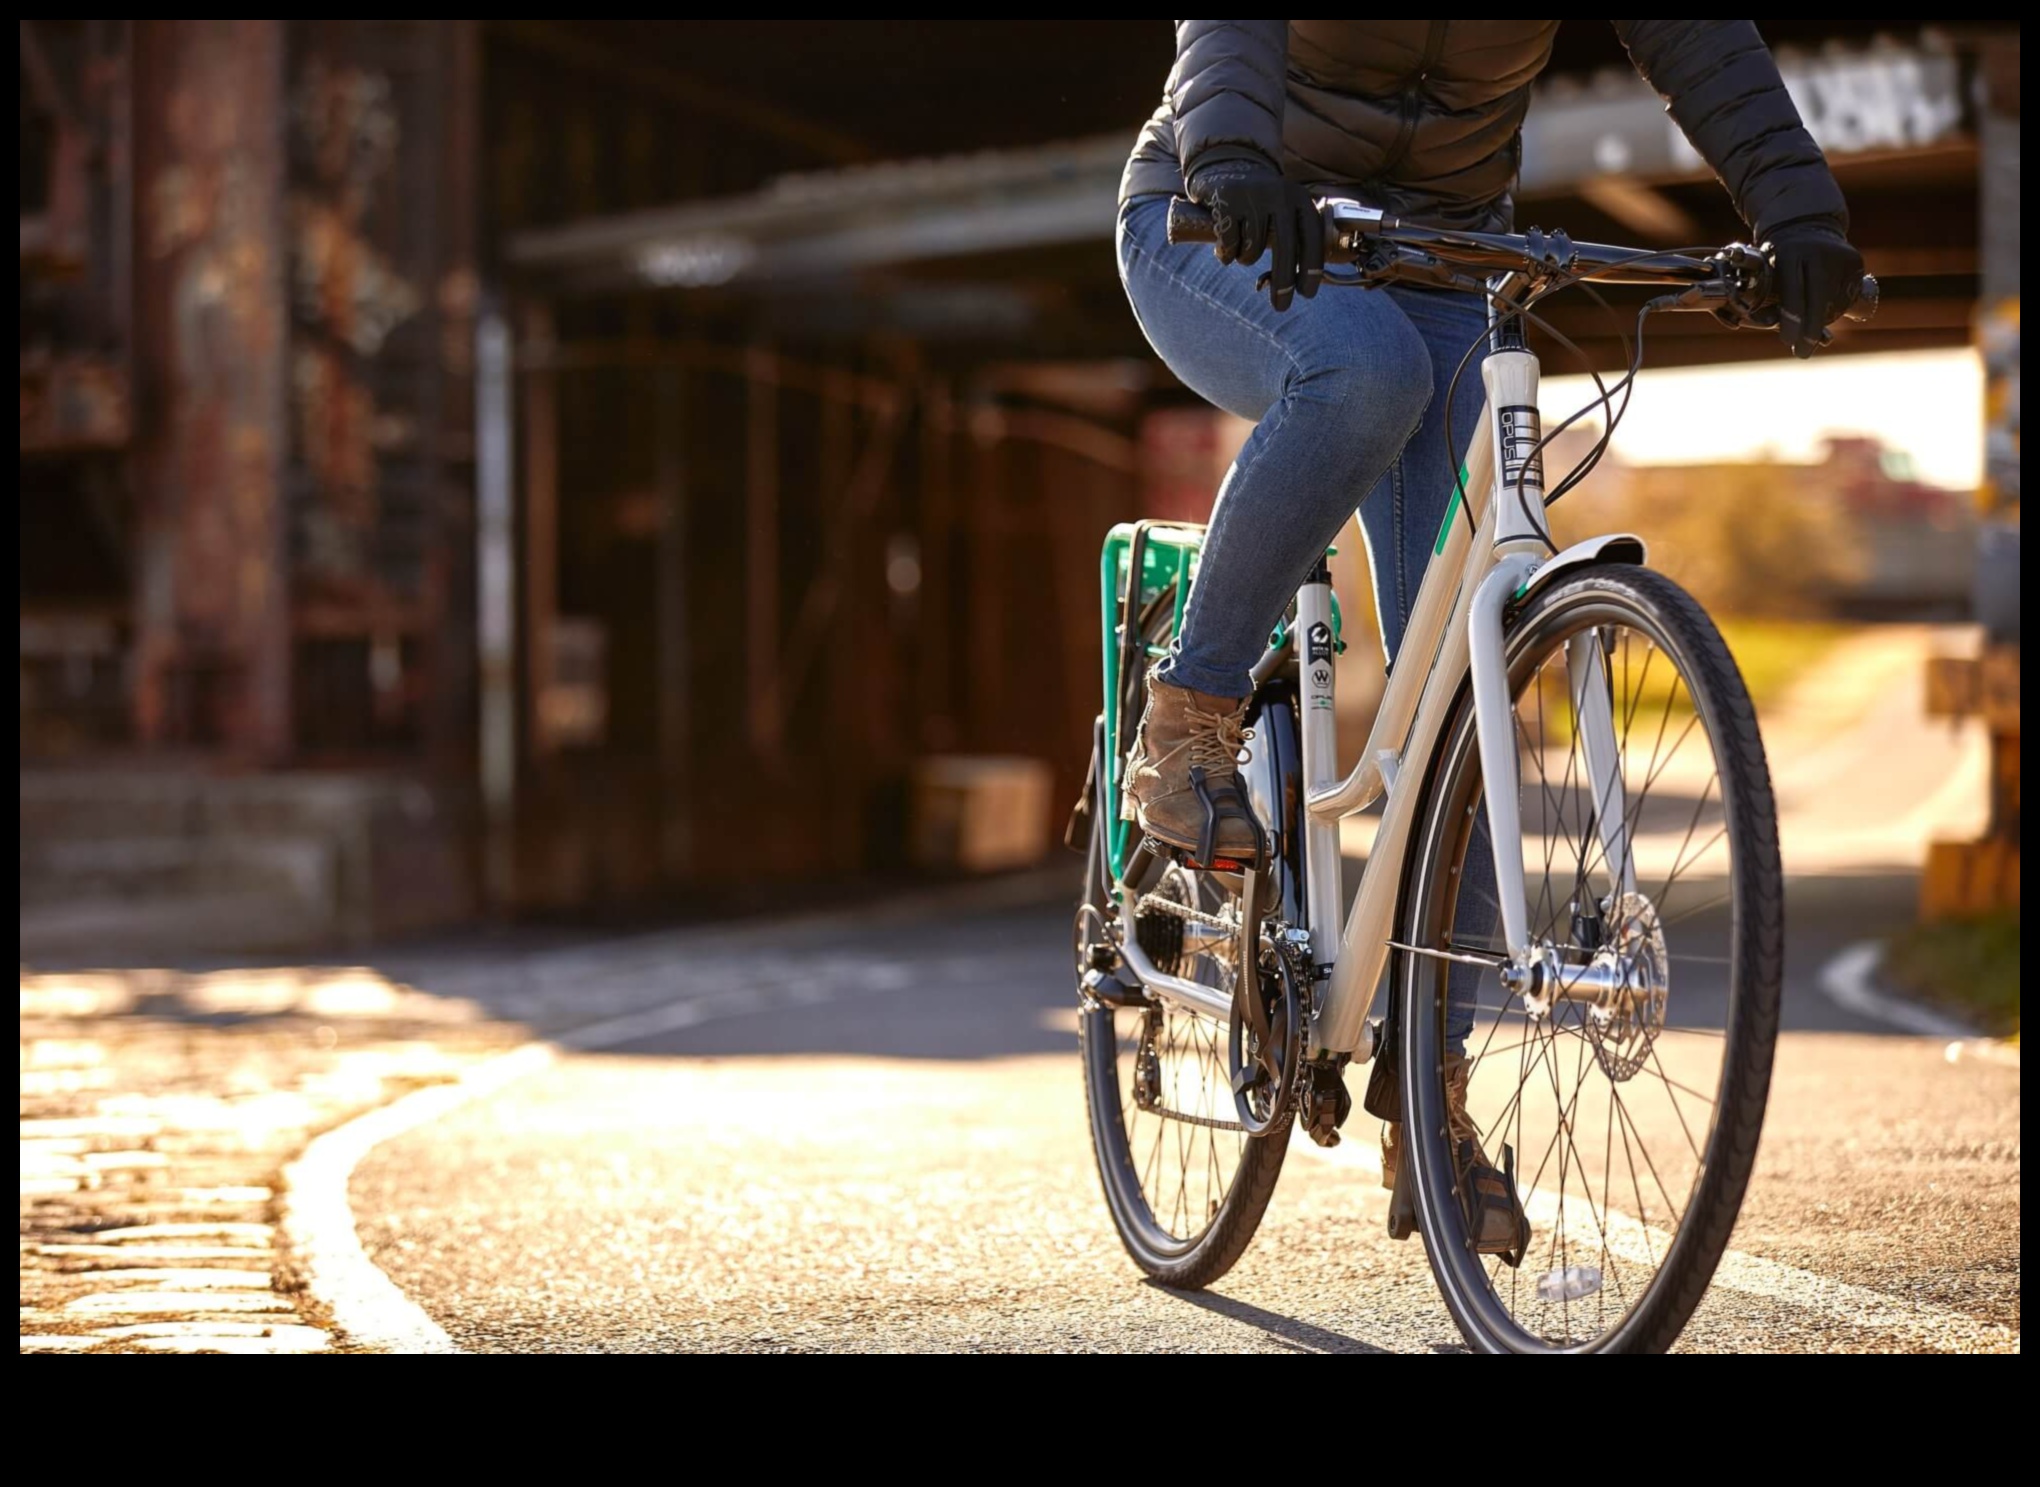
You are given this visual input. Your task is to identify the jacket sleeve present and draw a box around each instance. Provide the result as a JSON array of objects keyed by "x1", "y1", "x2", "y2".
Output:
[
  {"x1": 1613, "y1": 20, "x2": 1847, "y2": 237},
  {"x1": 1169, "y1": 20, "x2": 1290, "y2": 183}
]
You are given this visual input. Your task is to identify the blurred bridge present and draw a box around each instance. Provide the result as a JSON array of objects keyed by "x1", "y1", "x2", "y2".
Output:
[{"x1": 506, "y1": 27, "x2": 1996, "y2": 369}]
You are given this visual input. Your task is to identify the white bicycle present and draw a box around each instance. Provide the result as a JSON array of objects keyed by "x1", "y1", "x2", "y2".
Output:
[{"x1": 1070, "y1": 197, "x2": 1877, "y2": 1353}]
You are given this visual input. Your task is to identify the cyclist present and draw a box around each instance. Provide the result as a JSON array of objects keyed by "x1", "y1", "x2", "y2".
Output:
[{"x1": 1116, "y1": 21, "x2": 1860, "y2": 1216}]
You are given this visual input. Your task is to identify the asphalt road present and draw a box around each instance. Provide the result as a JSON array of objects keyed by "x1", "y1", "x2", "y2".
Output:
[{"x1": 352, "y1": 872, "x2": 2019, "y2": 1353}]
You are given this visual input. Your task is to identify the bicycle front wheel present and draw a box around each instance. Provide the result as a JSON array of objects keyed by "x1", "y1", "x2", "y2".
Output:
[{"x1": 1401, "y1": 565, "x2": 1782, "y2": 1352}]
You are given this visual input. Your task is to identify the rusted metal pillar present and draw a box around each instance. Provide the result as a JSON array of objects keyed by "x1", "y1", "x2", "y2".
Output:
[
  {"x1": 130, "y1": 19, "x2": 292, "y2": 759},
  {"x1": 746, "y1": 344, "x2": 781, "y2": 755},
  {"x1": 655, "y1": 364, "x2": 692, "y2": 880},
  {"x1": 476, "y1": 301, "x2": 517, "y2": 908},
  {"x1": 520, "y1": 301, "x2": 560, "y2": 767},
  {"x1": 919, "y1": 380, "x2": 956, "y2": 751}
]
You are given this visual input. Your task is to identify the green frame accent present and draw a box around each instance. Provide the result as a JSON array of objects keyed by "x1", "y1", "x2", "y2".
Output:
[
  {"x1": 1433, "y1": 463, "x2": 1472, "y2": 556},
  {"x1": 1096, "y1": 522, "x2": 1342, "y2": 884},
  {"x1": 1099, "y1": 524, "x2": 1203, "y2": 882}
]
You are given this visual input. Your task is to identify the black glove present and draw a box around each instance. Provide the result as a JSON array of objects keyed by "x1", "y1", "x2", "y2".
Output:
[
  {"x1": 1767, "y1": 220, "x2": 1865, "y2": 359},
  {"x1": 1187, "y1": 162, "x2": 1324, "y2": 312}
]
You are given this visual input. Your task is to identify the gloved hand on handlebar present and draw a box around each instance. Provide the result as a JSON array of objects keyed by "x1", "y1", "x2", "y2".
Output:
[
  {"x1": 1187, "y1": 162, "x2": 1324, "y2": 312},
  {"x1": 1767, "y1": 220, "x2": 1866, "y2": 359}
]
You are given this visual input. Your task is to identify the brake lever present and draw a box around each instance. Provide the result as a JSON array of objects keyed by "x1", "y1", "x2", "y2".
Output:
[{"x1": 1255, "y1": 246, "x2": 1477, "y2": 299}]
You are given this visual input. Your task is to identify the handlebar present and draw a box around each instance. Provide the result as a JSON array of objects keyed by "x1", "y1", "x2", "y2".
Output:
[{"x1": 1164, "y1": 197, "x2": 1878, "y2": 329}]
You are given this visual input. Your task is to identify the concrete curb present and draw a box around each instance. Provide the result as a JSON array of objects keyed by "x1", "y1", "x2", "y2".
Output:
[
  {"x1": 280, "y1": 1045, "x2": 556, "y2": 1354},
  {"x1": 1817, "y1": 940, "x2": 2018, "y2": 1068},
  {"x1": 280, "y1": 906, "x2": 998, "y2": 1351}
]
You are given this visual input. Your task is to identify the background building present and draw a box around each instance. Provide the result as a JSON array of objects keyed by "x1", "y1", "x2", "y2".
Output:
[{"x1": 19, "y1": 20, "x2": 2016, "y2": 954}]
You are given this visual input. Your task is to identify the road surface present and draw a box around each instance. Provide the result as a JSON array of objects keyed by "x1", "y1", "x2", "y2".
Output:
[{"x1": 351, "y1": 874, "x2": 2019, "y2": 1353}]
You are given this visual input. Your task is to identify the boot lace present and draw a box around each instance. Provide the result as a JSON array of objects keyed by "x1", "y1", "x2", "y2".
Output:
[{"x1": 1187, "y1": 705, "x2": 1246, "y2": 774}]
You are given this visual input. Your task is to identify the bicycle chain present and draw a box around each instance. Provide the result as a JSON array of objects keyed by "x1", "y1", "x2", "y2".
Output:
[
  {"x1": 1134, "y1": 889, "x2": 1239, "y2": 937},
  {"x1": 1129, "y1": 892, "x2": 1313, "y2": 1133}
]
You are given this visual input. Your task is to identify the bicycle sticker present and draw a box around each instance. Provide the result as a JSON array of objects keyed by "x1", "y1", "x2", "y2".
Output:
[
  {"x1": 1306, "y1": 621, "x2": 1334, "y2": 708},
  {"x1": 1498, "y1": 404, "x2": 1544, "y2": 495}
]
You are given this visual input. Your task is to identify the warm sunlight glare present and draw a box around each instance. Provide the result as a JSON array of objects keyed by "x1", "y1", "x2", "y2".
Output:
[{"x1": 1542, "y1": 347, "x2": 1983, "y2": 489}]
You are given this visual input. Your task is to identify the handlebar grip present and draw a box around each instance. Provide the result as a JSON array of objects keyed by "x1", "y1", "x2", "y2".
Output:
[
  {"x1": 1844, "y1": 273, "x2": 1879, "y2": 324},
  {"x1": 1166, "y1": 197, "x2": 1217, "y2": 246}
]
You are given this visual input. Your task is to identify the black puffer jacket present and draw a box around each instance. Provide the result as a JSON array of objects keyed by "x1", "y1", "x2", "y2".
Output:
[{"x1": 1123, "y1": 20, "x2": 1847, "y2": 237}]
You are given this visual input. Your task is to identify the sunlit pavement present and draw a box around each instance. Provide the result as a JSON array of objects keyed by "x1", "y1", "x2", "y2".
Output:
[
  {"x1": 21, "y1": 872, "x2": 2016, "y2": 1354},
  {"x1": 22, "y1": 622, "x2": 2018, "y2": 1355},
  {"x1": 343, "y1": 880, "x2": 2017, "y2": 1354},
  {"x1": 19, "y1": 970, "x2": 523, "y2": 1353}
]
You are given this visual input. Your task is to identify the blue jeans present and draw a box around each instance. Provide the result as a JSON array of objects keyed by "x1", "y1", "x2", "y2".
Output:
[{"x1": 1117, "y1": 194, "x2": 1492, "y2": 1049}]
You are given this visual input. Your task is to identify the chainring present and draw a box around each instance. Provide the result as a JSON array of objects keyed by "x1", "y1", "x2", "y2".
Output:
[{"x1": 1227, "y1": 941, "x2": 1305, "y2": 1136}]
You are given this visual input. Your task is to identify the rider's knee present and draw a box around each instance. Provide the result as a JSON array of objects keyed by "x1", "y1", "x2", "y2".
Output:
[{"x1": 1286, "y1": 317, "x2": 1432, "y2": 442}]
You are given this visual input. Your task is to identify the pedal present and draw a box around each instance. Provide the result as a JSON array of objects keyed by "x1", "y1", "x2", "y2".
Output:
[
  {"x1": 1303, "y1": 1059, "x2": 1352, "y2": 1148},
  {"x1": 1461, "y1": 1140, "x2": 1532, "y2": 1264},
  {"x1": 1143, "y1": 836, "x2": 1255, "y2": 875},
  {"x1": 1361, "y1": 1020, "x2": 1399, "y2": 1122}
]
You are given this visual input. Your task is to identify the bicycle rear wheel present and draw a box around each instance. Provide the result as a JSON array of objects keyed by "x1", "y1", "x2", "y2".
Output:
[
  {"x1": 1076, "y1": 584, "x2": 1288, "y2": 1289},
  {"x1": 1078, "y1": 849, "x2": 1289, "y2": 1288},
  {"x1": 1401, "y1": 565, "x2": 1782, "y2": 1352}
]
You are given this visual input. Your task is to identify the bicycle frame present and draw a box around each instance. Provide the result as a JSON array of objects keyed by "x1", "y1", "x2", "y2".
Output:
[{"x1": 1113, "y1": 279, "x2": 1647, "y2": 1061}]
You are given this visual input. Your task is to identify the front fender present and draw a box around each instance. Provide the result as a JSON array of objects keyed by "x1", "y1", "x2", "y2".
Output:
[{"x1": 1515, "y1": 533, "x2": 1647, "y2": 604}]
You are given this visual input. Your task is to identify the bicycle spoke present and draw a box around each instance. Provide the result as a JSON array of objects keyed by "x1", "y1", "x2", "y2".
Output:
[
  {"x1": 1645, "y1": 1040, "x2": 1707, "y2": 1160},
  {"x1": 1611, "y1": 1082, "x2": 1687, "y2": 1229},
  {"x1": 1115, "y1": 920, "x2": 1258, "y2": 1242},
  {"x1": 1659, "y1": 888, "x2": 1733, "y2": 929},
  {"x1": 1417, "y1": 600, "x2": 1760, "y2": 1350},
  {"x1": 1633, "y1": 1050, "x2": 1718, "y2": 1108},
  {"x1": 1615, "y1": 1086, "x2": 1658, "y2": 1269},
  {"x1": 1599, "y1": 1070, "x2": 1630, "y2": 1312}
]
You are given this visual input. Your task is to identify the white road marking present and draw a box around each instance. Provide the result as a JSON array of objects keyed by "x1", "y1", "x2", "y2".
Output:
[
  {"x1": 281, "y1": 1043, "x2": 555, "y2": 1354},
  {"x1": 290, "y1": 943, "x2": 2014, "y2": 1355},
  {"x1": 1818, "y1": 940, "x2": 1976, "y2": 1037},
  {"x1": 282, "y1": 957, "x2": 928, "y2": 1353},
  {"x1": 1303, "y1": 1115, "x2": 2019, "y2": 1352}
]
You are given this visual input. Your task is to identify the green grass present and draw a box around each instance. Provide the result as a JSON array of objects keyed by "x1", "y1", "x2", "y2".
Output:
[
  {"x1": 1532, "y1": 617, "x2": 1852, "y2": 745},
  {"x1": 1714, "y1": 618, "x2": 1851, "y2": 711},
  {"x1": 1885, "y1": 913, "x2": 2022, "y2": 1038}
]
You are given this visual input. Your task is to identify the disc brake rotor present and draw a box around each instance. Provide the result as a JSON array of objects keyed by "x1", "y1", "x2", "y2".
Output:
[{"x1": 1584, "y1": 890, "x2": 1669, "y2": 1082}]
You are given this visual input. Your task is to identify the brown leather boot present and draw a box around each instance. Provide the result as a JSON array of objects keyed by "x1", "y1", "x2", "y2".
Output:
[
  {"x1": 1381, "y1": 1053, "x2": 1528, "y2": 1257},
  {"x1": 1121, "y1": 677, "x2": 1265, "y2": 868},
  {"x1": 1381, "y1": 1052, "x2": 1482, "y2": 1192}
]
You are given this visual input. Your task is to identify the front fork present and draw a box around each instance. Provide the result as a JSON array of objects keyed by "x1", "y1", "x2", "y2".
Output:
[
  {"x1": 1468, "y1": 561, "x2": 1635, "y2": 967},
  {"x1": 1469, "y1": 345, "x2": 1632, "y2": 969}
]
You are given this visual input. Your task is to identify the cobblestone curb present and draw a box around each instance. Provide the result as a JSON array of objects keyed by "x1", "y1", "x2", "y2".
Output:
[{"x1": 21, "y1": 966, "x2": 524, "y2": 1355}]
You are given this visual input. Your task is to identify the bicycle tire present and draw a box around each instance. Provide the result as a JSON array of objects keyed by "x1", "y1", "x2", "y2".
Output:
[
  {"x1": 1400, "y1": 564, "x2": 1782, "y2": 1352},
  {"x1": 1077, "y1": 587, "x2": 1289, "y2": 1289}
]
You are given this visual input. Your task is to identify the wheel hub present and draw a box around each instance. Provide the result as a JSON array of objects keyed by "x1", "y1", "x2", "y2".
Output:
[
  {"x1": 1583, "y1": 890, "x2": 1669, "y2": 1082},
  {"x1": 1504, "y1": 892, "x2": 1669, "y2": 1083}
]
